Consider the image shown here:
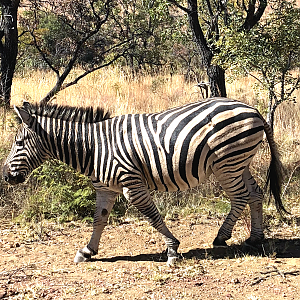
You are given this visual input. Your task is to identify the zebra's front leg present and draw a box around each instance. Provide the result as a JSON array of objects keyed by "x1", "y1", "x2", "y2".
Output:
[
  {"x1": 74, "y1": 189, "x2": 118, "y2": 263},
  {"x1": 123, "y1": 185, "x2": 180, "y2": 266}
]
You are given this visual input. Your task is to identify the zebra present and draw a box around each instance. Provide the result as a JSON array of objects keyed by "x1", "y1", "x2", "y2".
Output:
[{"x1": 3, "y1": 97, "x2": 287, "y2": 266}]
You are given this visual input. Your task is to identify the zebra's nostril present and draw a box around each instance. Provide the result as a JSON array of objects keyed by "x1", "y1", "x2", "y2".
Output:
[{"x1": 4, "y1": 175, "x2": 9, "y2": 182}]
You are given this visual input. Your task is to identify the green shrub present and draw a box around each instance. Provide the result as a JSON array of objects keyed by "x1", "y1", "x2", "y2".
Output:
[
  {"x1": 16, "y1": 159, "x2": 134, "y2": 223},
  {"x1": 8, "y1": 157, "x2": 232, "y2": 223},
  {"x1": 19, "y1": 160, "x2": 96, "y2": 222}
]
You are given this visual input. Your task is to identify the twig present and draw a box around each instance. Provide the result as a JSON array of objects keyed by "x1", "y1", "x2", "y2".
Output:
[
  {"x1": 251, "y1": 266, "x2": 300, "y2": 286},
  {"x1": 251, "y1": 276, "x2": 267, "y2": 286},
  {"x1": 282, "y1": 162, "x2": 300, "y2": 198},
  {"x1": 0, "y1": 267, "x2": 30, "y2": 284},
  {"x1": 0, "y1": 262, "x2": 43, "y2": 282}
]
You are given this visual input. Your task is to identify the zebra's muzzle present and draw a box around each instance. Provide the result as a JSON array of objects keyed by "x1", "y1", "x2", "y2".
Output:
[{"x1": 3, "y1": 165, "x2": 26, "y2": 185}]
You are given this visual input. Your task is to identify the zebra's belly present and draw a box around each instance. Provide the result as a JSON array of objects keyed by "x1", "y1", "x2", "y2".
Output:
[{"x1": 151, "y1": 168, "x2": 210, "y2": 192}]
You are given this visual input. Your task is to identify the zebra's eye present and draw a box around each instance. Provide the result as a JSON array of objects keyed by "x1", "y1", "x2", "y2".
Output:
[{"x1": 16, "y1": 140, "x2": 24, "y2": 147}]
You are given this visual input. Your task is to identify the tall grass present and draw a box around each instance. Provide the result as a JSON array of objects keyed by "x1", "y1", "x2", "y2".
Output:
[
  {"x1": 12, "y1": 68, "x2": 199, "y2": 115},
  {"x1": 2, "y1": 67, "x2": 300, "y2": 222},
  {"x1": 12, "y1": 68, "x2": 300, "y2": 126}
]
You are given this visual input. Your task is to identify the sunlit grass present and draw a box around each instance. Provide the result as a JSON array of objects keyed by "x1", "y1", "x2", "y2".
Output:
[
  {"x1": 6, "y1": 67, "x2": 300, "y2": 219},
  {"x1": 12, "y1": 68, "x2": 198, "y2": 116},
  {"x1": 11, "y1": 67, "x2": 300, "y2": 155}
]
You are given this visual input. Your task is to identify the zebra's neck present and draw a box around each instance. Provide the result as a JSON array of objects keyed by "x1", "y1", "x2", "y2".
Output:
[{"x1": 37, "y1": 116, "x2": 102, "y2": 176}]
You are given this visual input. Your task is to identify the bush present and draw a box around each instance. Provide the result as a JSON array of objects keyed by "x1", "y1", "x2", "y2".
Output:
[
  {"x1": 19, "y1": 160, "x2": 96, "y2": 222},
  {"x1": 14, "y1": 158, "x2": 226, "y2": 223},
  {"x1": 18, "y1": 160, "x2": 131, "y2": 223}
]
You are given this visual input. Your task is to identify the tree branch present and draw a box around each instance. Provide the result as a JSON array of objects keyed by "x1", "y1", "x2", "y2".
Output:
[
  {"x1": 61, "y1": 53, "x2": 126, "y2": 90},
  {"x1": 286, "y1": 76, "x2": 300, "y2": 99},
  {"x1": 39, "y1": 52, "x2": 125, "y2": 104},
  {"x1": 30, "y1": 31, "x2": 59, "y2": 76},
  {"x1": 167, "y1": 0, "x2": 191, "y2": 14},
  {"x1": 242, "y1": 0, "x2": 267, "y2": 30}
]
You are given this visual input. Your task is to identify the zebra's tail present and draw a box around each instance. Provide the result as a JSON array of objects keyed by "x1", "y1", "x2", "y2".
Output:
[{"x1": 261, "y1": 115, "x2": 289, "y2": 217}]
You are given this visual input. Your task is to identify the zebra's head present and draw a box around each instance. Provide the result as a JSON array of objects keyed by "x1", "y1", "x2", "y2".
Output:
[{"x1": 3, "y1": 102, "x2": 49, "y2": 185}]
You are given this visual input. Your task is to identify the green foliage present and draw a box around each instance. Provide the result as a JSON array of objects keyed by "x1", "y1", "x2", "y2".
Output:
[
  {"x1": 16, "y1": 159, "x2": 230, "y2": 224},
  {"x1": 16, "y1": 0, "x2": 196, "y2": 77},
  {"x1": 214, "y1": 0, "x2": 300, "y2": 124},
  {"x1": 19, "y1": 158, "x2": 229, "y2": 223},
  {"x1": 150, "y1": 77, "x2": 167, "y2": 93},
  {"x1": 110, "y1": 195, "x2": 128, "y2": 218},
  {"x1": 17, "y1": 159, "x2": 132, "y2": 223},
  {"x1": 20, "y1": 160, "x2": 96, "y2": 222},
  {"x1": 215, "y1": 1, "x2": 300, "y2": 76},
  {"x1": 151, "y1": 180, "x2": 230, "y2": 220}
]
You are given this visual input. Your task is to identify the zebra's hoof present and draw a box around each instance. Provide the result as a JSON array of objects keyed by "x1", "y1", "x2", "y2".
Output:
[
  {"x1": 212, "y1": 237, "x2": 228, "y2": 248},
  {"x1": 244, "y1": 238, "x2": 263, "y2": 249},
  {"x1": 74, "y1": 249, "x2": 92, "y2": 263},
  {"x1": 167, "y1": 256, "x2": 179, "y2": 267}
]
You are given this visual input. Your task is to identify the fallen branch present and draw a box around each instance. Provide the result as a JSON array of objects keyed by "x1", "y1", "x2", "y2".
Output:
[
  {"x1": 251, "y1": 266, "x2": 300, "y2": 286},
  {"x1": 0, "y1": 263, "x2": 42, "y2": 283}
]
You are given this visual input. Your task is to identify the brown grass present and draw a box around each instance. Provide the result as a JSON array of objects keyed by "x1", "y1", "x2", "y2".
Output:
[
  {"x1": 11, "y1": 68, "x2": 300, "y2": 113},
  {"x1": 12, "y1": 68, "x2": 195, "y2": 115},
  {"x1": 11, "y1": 68, "x2": 300, "y2": 144},
  {"x1": 7, "y1": 67, "x2": 300, "y2": 216}
]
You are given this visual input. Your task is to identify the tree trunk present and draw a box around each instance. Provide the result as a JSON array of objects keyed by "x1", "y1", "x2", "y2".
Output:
[
  {"x1": 266, "y1": 86, "x2": 277, "y2": 130},
  {"x1": 207, "y1": 64, "x2": 226, "y2": 97},
  {"x1": 0, "y1": 0, "x2": 19, "y2": 108},
  {"x1": 187, "y1": 0, "x2": 226, "y2": 97}
]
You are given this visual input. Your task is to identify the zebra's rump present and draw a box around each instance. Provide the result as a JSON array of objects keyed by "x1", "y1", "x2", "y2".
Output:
[{"x1": 111, "y1": 98, "x2": 265, "y2": 192}]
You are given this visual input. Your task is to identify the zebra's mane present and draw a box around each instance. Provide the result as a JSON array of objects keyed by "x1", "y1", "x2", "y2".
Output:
[{"x1": 18, "y1": 102, "x2": 111, "y2": 123}]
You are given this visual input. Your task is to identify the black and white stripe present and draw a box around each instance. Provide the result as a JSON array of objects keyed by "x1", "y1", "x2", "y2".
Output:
[{"x1": 3, "y1": 97, "x2": 286, "y2": 265}]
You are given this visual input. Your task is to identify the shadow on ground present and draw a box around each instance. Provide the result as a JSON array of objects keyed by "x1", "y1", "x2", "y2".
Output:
[{"x1": 94, "y1": 238, "x2": 300, "y2": 263}]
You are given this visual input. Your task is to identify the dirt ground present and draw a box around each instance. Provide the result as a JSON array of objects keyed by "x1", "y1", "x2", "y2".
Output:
[{"x1": 1, "y1": 214, "x2": 300, "y2": 300}]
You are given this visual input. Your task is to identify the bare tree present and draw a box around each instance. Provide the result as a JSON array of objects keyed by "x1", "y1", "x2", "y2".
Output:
[
  {"x1": 20, "y1": 0, "x2": 133, "y2": 104},
  {"x1": 168, "y1": 0, "x2": 267, "y2": 97}
]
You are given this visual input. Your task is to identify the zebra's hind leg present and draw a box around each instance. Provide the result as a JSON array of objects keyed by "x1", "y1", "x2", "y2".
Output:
[
  {"x1": 74, "y1": 189, "x2": 118, "y2": 263},
  {"x1": 243, "y1": 167, "x2": 264, "y2": 246},
  {"x1": 212, "y1": 174, "x2": 250, "y2": 248},
  {"x1": 123, "y1": 185, "x2": 180, "y2": 266}
]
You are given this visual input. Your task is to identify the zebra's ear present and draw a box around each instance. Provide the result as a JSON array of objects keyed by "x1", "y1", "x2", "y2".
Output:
[
  {"x1": 22, "y1": 100, "x2": 32, "y2": 111},
  {"x1": 14, "y1": 105, "x2": 33, "y2": 126}
]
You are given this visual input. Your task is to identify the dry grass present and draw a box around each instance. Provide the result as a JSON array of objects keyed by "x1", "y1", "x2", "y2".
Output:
[
  {"x1": 11, "y1": 67, "x2": 300, "y2": 161},
  {"x1": 6, "y1": 67, "x2": 300, "y2": 217},
  {"x1": 11, "y1": 68, "x2": 300, "y2": 128},
  {"x1": 12, "y1": 68, "x2": 197, "y2": 116}
]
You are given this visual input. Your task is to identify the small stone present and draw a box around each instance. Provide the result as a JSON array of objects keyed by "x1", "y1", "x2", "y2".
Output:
[
  {"x1": 0, "y1": 290, "x2": 6, "y2": 299},
  {"x1": 102, "y1": 288, "x2": 111, "y2": 294},
  {"x1": 232, "y1": 278, "x2": 240, "y2": 284},
  {"x1": 194, "y1": 282, "x2": 203, "y2": 286}
]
